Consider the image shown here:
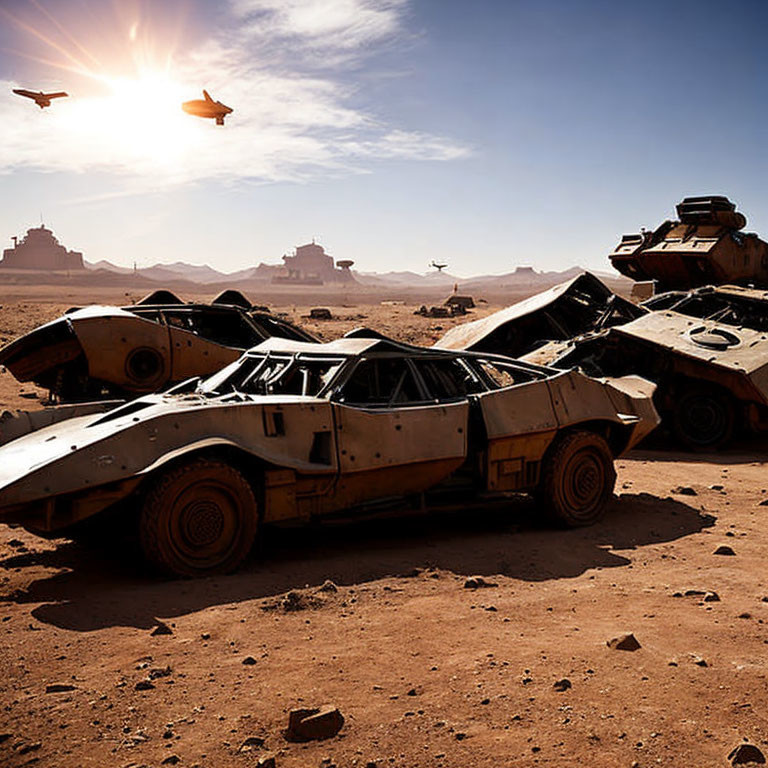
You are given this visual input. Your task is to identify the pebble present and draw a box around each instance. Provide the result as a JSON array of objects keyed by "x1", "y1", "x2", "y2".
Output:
[
  {"x1": 673, "y1": 486, "x2": 697, "y2": 496},
  {"x1": 728, "y1": 743, "x2": 766, "y2": 765},
  {"x1": 606, "y1": 633, "x2": 641, "y2": 651},
  {"x1": 242, "y1": 656, "x2": 257, "y2": 665},
  {"x1": 553, "y1": 678, "x2": 572, "y2": 692},
  {"x1": 714, "y1": 546, "x2": 736, "y2": 556},
  {"x1": 285, "y1": 706, "x2": 344, "y2": 742},
  {"x1": 135, "y1": 681, "x2": 155, "y2": 691},
  {"x1": 45, "y1": 683, "x2": 76, "y2": 693},
  {"x1": 464, "y1": 576, "x2": 498, "y2": 589}
]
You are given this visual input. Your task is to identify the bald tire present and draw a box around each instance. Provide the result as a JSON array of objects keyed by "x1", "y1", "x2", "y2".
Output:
[
  {"x1": 140, "y1": 458, "x2": 258, "y2": 577},
  {"x1": 537, "y1": 431, "x2": 616, "y2": 527}
]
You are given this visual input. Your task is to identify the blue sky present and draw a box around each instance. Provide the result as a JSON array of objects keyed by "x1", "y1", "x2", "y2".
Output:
[{"x1": 0, "y1": 0, "x2": 767, "y2": 276}]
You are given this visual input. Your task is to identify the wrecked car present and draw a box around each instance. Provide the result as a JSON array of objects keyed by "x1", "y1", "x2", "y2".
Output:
[
  {"x1": 437, "y1": 272, "x2": 645, "y2": 357},
  {"x1": 438, "y1": 274, "x2": 768, "y2": 449},
  {"x1": 0, "y1": 289, "x2": 316, "y2": 402},
  {"x1": 609, "y1": 195, "x2": 768, "y2": 291},
  {"x1": 0, "y1": 336, "x2": 658, "y2": 576}
]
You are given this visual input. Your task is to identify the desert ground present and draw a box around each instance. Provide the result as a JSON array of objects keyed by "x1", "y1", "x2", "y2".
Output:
[{"x1": 1, "y1": 288, "x2": 767, "y2": 768}]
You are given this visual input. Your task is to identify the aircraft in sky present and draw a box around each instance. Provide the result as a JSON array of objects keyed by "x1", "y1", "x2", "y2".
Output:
[
  {"x1": 13, "y1": 88, "x2": 69, "y2": 109},
  {"x1": 181, "y1": 89, "x2": 233, "y2": 125},
  {"x1": 430, "y1": 261, "x2": 448, "y2": 273}
]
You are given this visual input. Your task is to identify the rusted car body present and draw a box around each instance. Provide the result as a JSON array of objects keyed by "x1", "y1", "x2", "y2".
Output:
[
  {"x1": 0, "y1": 336, "x2": 658, "y2": 576},
  {"x1": 437, "y1": 274, "x2": 768, "y2": 449},
  {"x1": 609, "y1": 196, "x2": 768, "y2": 291},
  {"x1": 437, "y1": 272, "x2": 645, "y2": 356},
  {"x1": 0, "y1": 290, "x2": 315, "y2": 402}
]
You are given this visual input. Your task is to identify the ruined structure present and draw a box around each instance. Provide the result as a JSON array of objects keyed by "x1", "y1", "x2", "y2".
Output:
[
  {"x1": 1, "y1": 225, "x2": 84, "y2": 271},
  {"x1": 272, "y1": 241, "x2": 355, "y2": 285}
]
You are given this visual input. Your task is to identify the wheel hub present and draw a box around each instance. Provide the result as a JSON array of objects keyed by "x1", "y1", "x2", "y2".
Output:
[{"x1": 182, "y1": 500, "x2": 225, "y2": 547}]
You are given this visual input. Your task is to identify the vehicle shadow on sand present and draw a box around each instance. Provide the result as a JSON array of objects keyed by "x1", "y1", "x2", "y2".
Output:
[{"x1": 2, "y1": 492, "x2": 714, "y2": 632}]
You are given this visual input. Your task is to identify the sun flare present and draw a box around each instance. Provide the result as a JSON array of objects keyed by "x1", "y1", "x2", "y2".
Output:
[{"x1": 78, "y1": 72, "x2": 202, "y2": 165}]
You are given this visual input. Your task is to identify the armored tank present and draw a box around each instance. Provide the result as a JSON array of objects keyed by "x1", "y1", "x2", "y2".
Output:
[{"x1": 609, "y1": 196, "x2": 768, "y2": 291}]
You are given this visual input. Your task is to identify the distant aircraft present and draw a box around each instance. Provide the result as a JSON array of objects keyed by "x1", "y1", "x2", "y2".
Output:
[
  {"x1": 181, "y1": 89, "x2": 232, "y2": 125},
  {"x1": 430, "y1": 261, "x2": 448, "y2": 273},
  {"x1": 13, "y1": 89, "x2": 68, "y2": 109}
]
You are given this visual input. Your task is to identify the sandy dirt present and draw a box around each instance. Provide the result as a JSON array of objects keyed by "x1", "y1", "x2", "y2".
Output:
[{"x1": 1, "y1": 292, "x2": 767, "y2": 767}]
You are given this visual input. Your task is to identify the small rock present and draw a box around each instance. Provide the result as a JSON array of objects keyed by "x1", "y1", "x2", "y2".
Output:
[
  {"x1": 148, "y1": 666, "x2": 172, "y2": 680},
  {"x1": 201, "y1": 633, "x2": 211, "y2": 640},
  {"x1": 455, "y1": 732, "x2": 467, "y2": 741},
  {"x1": 728, "y1": 743, "x2": 766, "y2": 765},
  {"x1": 690, "y1": 654, "x2": 709, "y2": 667},
  {"x1": 135, "y1": 680, "x2": 155, "y2": 691},
  {"x1": 684, "y1": 589, "x2": 706, "y2": 597},
  {"x1": 256, "y1": 757, "x2": 276, "y2": 768},
  {"x1": 45, "y1": 683, "x2": 76, "y2": 693},
  {"x1": 463, "y1": 576, "x2": 497, "y2": 590},
  {"x1": 318, "y1": 580, "x2": 338, "y2": 593},
  {"x1": 161, "y1": 756, "x2": 180, "y2": 766},
  {"x1": 553, "y1": 678, "x2": 571, "y2": 692},
  {"x1": 714, "y1": 546, "x2": 736, "y2": 556},
  {"x1": 759, "y1": 499, "x2": 768, "y2": 507},
  {"x1": 150, "y1": 622, "x2": 173, "y2": 636},
  {"x1": 242, "y1": 656, "x2": 257, "y2": 666},
  {"x1": 285, "y1": 706, "x2": 344, "y2": 742},
  {"x1": 739, "y1": 612, "x2": 752, "y2": 619},
  {"x1": 710, "y1": 484, "x2": 724, "y2": 491},
  {"x1": 238, "y1": 736, "x2": 266, "y2": 752},
  {"x1": 673, "y1": 486, "x2": 697, "y2": 496},
  {"x1": 704, "y1": 591, "x2": 720, "y2": 602},
  {"x1": 607, "y1": 633, "x2": 641, "y2": 651},
  {"x1": 18, "y1": 742, "x2": 41, "y2": 755}
]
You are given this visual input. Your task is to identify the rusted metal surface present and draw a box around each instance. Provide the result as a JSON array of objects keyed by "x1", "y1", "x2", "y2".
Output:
[
  {"x1": 0, "y1": 335, "x2": 658, "y2": 550},
  {"x1": 609, "y1": 196, "x2": 768, "y2": 290},
  {"x1": 436, "y1": 272, "x2": 768, "y2": 448},
  {"x1": 436, "y1": 272, "x2": 644, "y2": 356},
  {"x1": 0, "y1": 295, "x2": 316, "y2": 402}
]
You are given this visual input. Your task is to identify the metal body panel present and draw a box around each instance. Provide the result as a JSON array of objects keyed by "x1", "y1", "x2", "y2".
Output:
[
  {"x1": 0, "y1": 336, "x2": 660, "y2": 533},
  {"x1": 334, "y1": 402, "x2": 468, "y2": 471},
  {"x1": 436, "y1": 272, "x2": 644, "y2": 355},
  {"x1": 476, "y1": 381, "x2": 558, "y2": 439}
]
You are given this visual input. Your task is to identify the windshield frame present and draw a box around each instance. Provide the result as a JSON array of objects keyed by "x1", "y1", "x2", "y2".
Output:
[{"x1": 197, "y1": 351, "x2": 347, "y2": 398}]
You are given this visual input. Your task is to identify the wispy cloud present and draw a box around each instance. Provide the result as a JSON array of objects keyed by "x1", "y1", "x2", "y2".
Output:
[{"x1": 0, "y1": 0, "x2": 469, "y2": 188}]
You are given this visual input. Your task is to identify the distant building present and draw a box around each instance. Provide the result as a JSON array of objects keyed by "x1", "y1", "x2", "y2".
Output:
[
  {"x1": 1, "y1": 226, "x2": 84, "y2": 270},
  {"x1": 271, "y1": 241, "x2": 355, "y2": 284}
]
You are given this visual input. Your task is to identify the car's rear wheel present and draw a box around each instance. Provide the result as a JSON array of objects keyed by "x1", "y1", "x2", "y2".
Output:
[
  {"x1": 537, "y1": 430, "x2": 616, "y2": 527},
  {"x1": 140, "y1": 458, "x2": 258, "y2": 577},
  {"x1": 671, "y1": 385, "x2": 735, "y2": 450}
]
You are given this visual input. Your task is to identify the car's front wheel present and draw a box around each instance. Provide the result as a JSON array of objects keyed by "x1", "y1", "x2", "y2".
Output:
[
  {"x1": 536, "y1": 430, "x2": 616, "y2": 527},
  {"x1": 140, "y1": 457, "x2": 258, "y2": 577}
]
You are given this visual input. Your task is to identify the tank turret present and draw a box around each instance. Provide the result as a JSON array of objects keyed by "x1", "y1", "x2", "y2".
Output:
[{"x1": 609, "y1": 196, "x2": 768, "y2": 291}]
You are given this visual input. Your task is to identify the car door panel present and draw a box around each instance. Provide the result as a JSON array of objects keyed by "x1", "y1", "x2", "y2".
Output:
[{"x1": 328, "y1": 401, "x2": 468, "y2": 511}]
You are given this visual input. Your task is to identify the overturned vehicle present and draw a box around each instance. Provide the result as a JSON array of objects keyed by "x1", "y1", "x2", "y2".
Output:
[
  {"x1": 0, "y1": 336, "x2": 658, "y2": 576},
  {"x1": 0, "y1": 289, "x2": 316, "y2": 402},
  {"x1": 438, "y1": 275, "x2": 768, "y2": 449}
]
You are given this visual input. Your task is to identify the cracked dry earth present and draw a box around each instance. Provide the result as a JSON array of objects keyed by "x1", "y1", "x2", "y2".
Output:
[{"x1": 0, "y1": 298, "x2": 767, "y2": 766}]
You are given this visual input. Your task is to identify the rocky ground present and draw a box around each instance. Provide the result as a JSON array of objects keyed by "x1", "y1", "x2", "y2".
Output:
[{"x1": 0, "y1": 295, "x2": 767, "y2": 767}]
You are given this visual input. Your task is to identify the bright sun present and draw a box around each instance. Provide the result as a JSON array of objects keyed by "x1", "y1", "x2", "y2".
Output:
[{"x1": 59, "y1": 72, "x2": 204, "y2": 171}]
